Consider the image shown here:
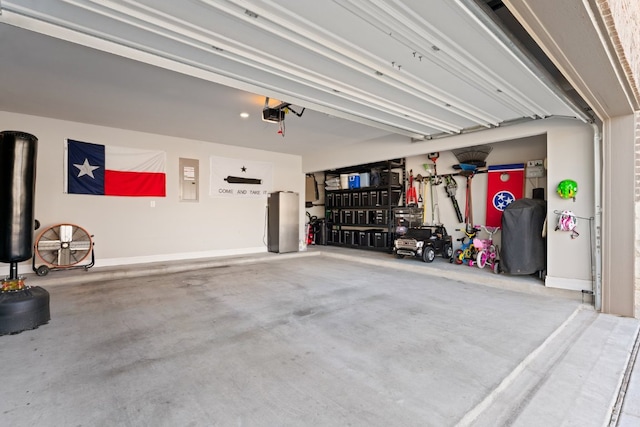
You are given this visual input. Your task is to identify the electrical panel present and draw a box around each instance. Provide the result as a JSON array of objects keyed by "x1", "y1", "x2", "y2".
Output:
[
  {"x1": 179, "y1": 158, "x2": 199, "y2": 201},
  {"x1": 526, "y1": 159, "x2": 545, "y2": 178}
]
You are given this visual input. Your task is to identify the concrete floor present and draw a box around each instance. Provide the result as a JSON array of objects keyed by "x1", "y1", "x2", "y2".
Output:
[{"x1": 1, "y1": 248, "x2": 639, "y2": 426}]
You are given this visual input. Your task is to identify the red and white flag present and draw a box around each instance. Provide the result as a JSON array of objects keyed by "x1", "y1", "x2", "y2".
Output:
[
  {"x1": 485, "y1": 164, "x2": 524, "y2": 227},
  {"x1": 66, "y1": 139, "x2": 166, "y2": 197}
]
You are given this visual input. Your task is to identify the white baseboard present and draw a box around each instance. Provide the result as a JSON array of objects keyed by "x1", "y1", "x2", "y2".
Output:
[
  {"x1": 17, "y1": 247, "x2": 268, "y2": 274},
  {"x1": 95, "y1": 247, "x2": 269, "y2": 268},
  {"x1": 545, "y1": 275, "x2": 593, "y2": 292}
]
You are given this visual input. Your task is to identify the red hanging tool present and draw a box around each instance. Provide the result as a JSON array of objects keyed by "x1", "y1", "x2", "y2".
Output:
[
  {"x1": 428, "y1": 152, "x2": 441, "y2": 185},
  {"x1": 407, "y1": 169, "x2": 417, "y2": 206},
  {"x1": 459, "y1": 164, "x2": 478, "y2": 228}
]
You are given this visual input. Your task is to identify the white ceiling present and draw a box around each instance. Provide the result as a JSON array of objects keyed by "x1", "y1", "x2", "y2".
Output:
[{"x1": 0, "y1": 0, "x2": 587, "y2": 156}]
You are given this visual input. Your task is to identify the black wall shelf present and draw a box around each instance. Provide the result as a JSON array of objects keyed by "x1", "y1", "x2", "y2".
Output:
[{"x1": 324, "y1": 158, "x2": 406, "y2": 251}]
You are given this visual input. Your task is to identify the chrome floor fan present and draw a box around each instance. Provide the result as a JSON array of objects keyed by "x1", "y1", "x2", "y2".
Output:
[{"x1": 33, "y1": 223, "x2": 94, "y2": 276}]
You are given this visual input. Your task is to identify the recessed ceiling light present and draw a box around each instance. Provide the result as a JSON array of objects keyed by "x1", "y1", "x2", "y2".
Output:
[{"x1": 240, "y1": 112, "x2": 250, "y2": 118}]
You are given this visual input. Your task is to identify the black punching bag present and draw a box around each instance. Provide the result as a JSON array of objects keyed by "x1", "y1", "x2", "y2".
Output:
[{"x1": 0, "y1": 131, "x2": 38, "y2": 262}]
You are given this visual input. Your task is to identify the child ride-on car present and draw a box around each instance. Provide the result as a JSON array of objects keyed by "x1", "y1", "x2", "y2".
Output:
[{"x1": 393, "y1": 225, "x2": 453, "y2": 263}]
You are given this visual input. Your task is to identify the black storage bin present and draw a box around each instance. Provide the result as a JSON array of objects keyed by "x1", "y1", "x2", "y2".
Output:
[
  {"x1": 380, "y1": 172, "x2": 400, "y2": 186},
  {"x1": 326, "y1": 192, "x2": 335, "y2": 207},
  {"x1": 368, "y1": 210, "x2": 375, "y2": 224},
  {"x1": 370, "y1": 209, "x2": 387, "y2": 225},
  {"x1": 370, "y1": 190, "x2": 379, "y2": 206},
  {"x1": 390, "y1": 189, "x2": 402, "y2": 206},
  {"x1": 343, "y1": 230, "x2": 354, "y2": 245},
  {"x1": 341, "y1": 193, "x2": 351, "y2": 206},
  {"x1": 361, "y1": 191, "x2": 370, "y2": 207},
  {"x1": 373, "y1": 231, "x2": 389, "y2": 248},
  {"x1": 356, "y1": 210, "x2": 367, "y2": 225},
  {"x1": 331, "y1": 229, "x2": 341, "y2": 244},
  {"x1": 352, "y1": 192, "x2": 361, "y2": 207},
  {"x1": 501, "y1": 198, "x2": 546, "y2": 275},
  {"x1": 341, "y1": 210, "x2": 354, "y2": 225},
  {"x1": 352, "y1": 231, "x2": 360, "y2": 246},
  {"x1": 380, "y1": 190, "x2": 389, "y2": 205},
  {"x1": 327, "y1": 209, "x2": 336, "y2": 224},
  {"x1": 358, "y1": 231, "x2": 370, "y2": 247}
]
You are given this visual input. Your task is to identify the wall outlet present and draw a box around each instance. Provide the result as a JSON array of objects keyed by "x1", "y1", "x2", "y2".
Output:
[{"x1": 527, "y1": 159, "x2": 544, "y2": 167}]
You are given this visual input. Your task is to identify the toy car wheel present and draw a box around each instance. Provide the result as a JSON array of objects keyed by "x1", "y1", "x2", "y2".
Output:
[
  {"x1": 443, "y1": 244, "x2": 453, "y2": 259},
  {"x1": 36, "y1": 265, "x2": 50, "y2": 277},
  {"x1": 453, "y1": 249, "x2": 463, "y2": 264},
  {"x1": 492, "y1": 261, "x2": 500, "y2": 274},
  {"x1": 422, "y1": 246, "x2": 436, "y2": 263}
]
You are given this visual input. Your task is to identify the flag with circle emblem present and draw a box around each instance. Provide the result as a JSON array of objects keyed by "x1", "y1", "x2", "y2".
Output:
[{"x1": 485, "y1": 164, "x2": 525, "y2": 227}]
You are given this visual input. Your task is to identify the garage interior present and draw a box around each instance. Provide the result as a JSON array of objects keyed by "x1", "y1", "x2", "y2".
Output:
[{"x1": 1, "y1": 0, "x2": 639, "y2": 426}]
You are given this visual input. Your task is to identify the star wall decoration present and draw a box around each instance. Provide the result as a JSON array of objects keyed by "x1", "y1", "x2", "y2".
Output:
[
  {"x1": 74, "y1": 158, "x2": 100, "y2": 179},
  {"x1": 492, "y1": 191, "x2": 515, "y2": 211}
]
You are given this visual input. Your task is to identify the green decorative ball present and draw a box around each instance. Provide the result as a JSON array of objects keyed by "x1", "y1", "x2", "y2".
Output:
[{"x1": 557, "y1": 179, "x2": 578, "y2": 200}]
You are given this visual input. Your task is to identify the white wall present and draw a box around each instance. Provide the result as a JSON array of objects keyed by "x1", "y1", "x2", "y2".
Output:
[
  {"x1": 0, "y1": 111, "x2": 304, "y2": 273},
  {"x1": 304, "y1": 117, "x2": 594, "y2": 290},
  {"x1": 305, "y1": 135, "x2": 548, "y2": 229},
  {"x1": 4, "y1": 111, "x2": 595, "y2": 294},
  {"x1": 403, "y1": 135, "x2": 547, "y2": 231},
  {"x1": 545, "y1": 122, "x2": 595, "y2": 291}
]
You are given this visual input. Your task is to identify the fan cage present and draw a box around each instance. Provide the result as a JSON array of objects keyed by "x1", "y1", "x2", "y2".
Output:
[{"x1": 35, "y1": 223, "x2": 93, "y2": 268}]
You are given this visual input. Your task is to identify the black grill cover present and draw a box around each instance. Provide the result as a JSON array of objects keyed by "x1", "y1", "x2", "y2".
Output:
[{"x1": 501, "y1": 198, "x2": 546, "y2": 275}]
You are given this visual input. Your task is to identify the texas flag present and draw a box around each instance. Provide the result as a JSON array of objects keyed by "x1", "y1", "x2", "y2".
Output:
[
  {"x1": 485, "y1": 163, "x2": 525, "y2": 227},
  {"x1": 66, "y1": 139, "x2": 166, "y2": 197}
]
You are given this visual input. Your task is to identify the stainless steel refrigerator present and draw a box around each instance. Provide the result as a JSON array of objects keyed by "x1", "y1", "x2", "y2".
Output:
[{"x1": 267, "y1": 191, "x2": 299, "y2": 253}]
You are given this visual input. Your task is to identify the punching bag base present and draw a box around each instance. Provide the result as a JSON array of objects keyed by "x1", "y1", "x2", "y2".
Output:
[{"x1": 0, "y1": 286, "x2": 50, "y2": 336}]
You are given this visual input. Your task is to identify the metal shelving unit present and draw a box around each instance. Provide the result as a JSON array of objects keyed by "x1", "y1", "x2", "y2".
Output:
[{"x1": 323, "y1": 158, "x2": 405, "y2": 251}]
